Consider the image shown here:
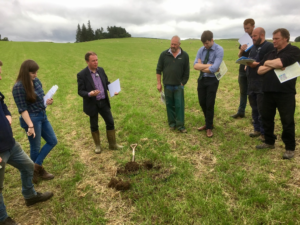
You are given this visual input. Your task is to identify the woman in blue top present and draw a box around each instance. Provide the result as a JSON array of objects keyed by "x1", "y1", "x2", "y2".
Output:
[{"x1": 12, "y1": 60, "x2": 57, "y2": 184}]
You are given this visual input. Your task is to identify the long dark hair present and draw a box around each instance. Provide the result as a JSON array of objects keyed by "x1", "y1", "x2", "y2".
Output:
[{"x1": 16, "y1": 60, "x2": 39, "y2": 103}]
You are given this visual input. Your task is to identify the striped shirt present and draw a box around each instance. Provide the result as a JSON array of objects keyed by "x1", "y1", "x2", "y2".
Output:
[{"x1": 12, "y1": 78, "x2": 45, "y2": 114}]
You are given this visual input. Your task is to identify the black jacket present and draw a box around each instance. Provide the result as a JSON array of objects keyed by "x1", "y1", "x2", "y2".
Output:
[{"x1": 77, "y1": 67, "x2": 111, "y2": 116}]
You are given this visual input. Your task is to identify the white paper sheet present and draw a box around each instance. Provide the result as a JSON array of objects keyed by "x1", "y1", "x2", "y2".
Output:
[
  {"x1": 215, "y1": 61, "x2": 228, "y2": 80},
  {"x1": 238, "y1": 33, "x2": 253, "y2": 52},
  {"x1": 108, "y1": 79, "x2": 121, "y2": 97},
  {"x1": 44, "y1": 85, "x2": 58, "y2": 107},
  {"x1": 274, "y1": 62, "x2": 300, "y2": 83}
]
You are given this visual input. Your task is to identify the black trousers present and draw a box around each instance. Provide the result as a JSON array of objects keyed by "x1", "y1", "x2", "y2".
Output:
[
  {"x1": 90, "y1": 99, "x2": 115, "y2": 132},
  {"x1": 197, "y1": 77, "x2": 219, "y2": 129},
  {"x1": 262, "y1": 92, "x2": 295, "y2": 150}
]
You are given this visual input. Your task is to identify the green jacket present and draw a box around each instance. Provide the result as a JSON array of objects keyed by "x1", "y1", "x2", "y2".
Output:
[{"x1": 156, "y1": 48, "x2": 190, "y2": 86}]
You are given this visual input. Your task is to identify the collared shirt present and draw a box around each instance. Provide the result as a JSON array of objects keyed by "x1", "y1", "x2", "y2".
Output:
[
  {"x1": 88, "y1": 68, "x2": 105, "y2": 100},
  {"x1": 168, "y1": 48, "x2": 182, "y2": 58},
  {"x1": 12, "y1": 78, "x2": 45, "y2": 114},
  {"x1": 259, "y1": 44, "x2": 300, "y2": 93},
  {"x1": 193, "y1": 42, "x2": 224, "y2": 78}
]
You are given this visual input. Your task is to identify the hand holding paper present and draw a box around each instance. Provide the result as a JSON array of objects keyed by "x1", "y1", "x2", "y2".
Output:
[
  {"x1": 108, "y1": 79, "x2": 121, "y2": 97},
  {"x1": 238, "y1": 33, "x2": 253, "y2": 52},
  {"x1": 44, "y1": 85, "x2": 58, "y2": 107}
]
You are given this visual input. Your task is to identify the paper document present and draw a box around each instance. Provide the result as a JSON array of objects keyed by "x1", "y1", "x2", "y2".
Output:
[
  {"x1": 160, "y1": 91, "x2": 166, "y2": 104},
  {"x1": 44, "y1": 85, "x2": 58, "y2": 107},
  {"x1": 236, "y1": 56, "x2": 255, "y2": 65},
  {"x1": 238, "y1": 33, "x2": 253, "y2": 52},
  {"x1": 215, "y1": 61, "x2": 228, "y2": 80},
  {"x1": 274, "y1": 62, "x2": 300, "y2": 83},
  {"x1": 108, "y1": 79, "x2": 121, "y2": 97}
]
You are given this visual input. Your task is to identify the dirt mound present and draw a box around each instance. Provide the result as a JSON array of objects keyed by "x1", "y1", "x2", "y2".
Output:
[
  {"x1": 125, "y1": 162, "x2": 140, "y2": 172},
  {"x1": 108, "y1": 178, "x2": 131, "y2": 191}
]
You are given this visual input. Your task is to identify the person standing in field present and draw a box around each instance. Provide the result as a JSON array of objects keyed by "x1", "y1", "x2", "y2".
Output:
[
  {"x1": 246, "y1": 27, "x2": 274, "y2": 141},
  {"x1": 194, "y1": 30, "x2": 224, "y2": 138},
  {"x1": 12, "y1": 60, "x2": 57, "y2": 184},
  {"x1": 0, "y1": 60, "x2": 53, "y2": 225},
  {"x1": 256, "y1": 28, "x2": 300, "y2": 159},
  {"x1": 156, "y1": 35, "x2": 190, "y2": 133},
  {"x1": 77, "y1": 51, "x2": 123, "y2": 154},
  {"x1": 231, "y1": 18, "x2": 255, "y2": 119}
]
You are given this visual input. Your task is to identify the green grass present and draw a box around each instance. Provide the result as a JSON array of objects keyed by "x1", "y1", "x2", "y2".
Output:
[{"x1": 1, "y1": 38, "x2": 300, "y2": 224}]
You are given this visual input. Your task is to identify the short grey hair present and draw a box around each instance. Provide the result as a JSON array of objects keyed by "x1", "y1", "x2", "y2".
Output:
[{"x1": 171, "y1": 35, "x2": 181, "y2": 43}]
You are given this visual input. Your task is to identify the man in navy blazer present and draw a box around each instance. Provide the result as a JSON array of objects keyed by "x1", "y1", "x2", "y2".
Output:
[{"x1": 77, "y1": 51, "x2": 123, "y2": 154}]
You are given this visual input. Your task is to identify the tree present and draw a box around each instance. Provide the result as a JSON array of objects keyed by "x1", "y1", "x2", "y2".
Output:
[
  {"x1": 75, "y1": 24, "x2": 81, "y2": 43},
  {"x1": 86, "y1": 20, "x2": 95, "y2": 41},
  {"x1": 80, "y1": 23, "x2": 87, "y2": 42},
  {"x1": 295, "y1": 36, "x2": 300, "y2": 42},
  {"x1": 2, "y1": 37, "x2": 9, "y2": 41}
]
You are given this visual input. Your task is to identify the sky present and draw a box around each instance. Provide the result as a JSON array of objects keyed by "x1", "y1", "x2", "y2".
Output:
[{"x1": 0, "y1": 0, "x2": 300, "y2": 43}]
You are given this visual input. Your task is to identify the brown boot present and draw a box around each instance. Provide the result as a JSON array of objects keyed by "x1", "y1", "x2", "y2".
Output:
[
  {"x1": 34, "y1": 164, "x2": 54, "y2": 181},
  {"x1": 91, "y1": 131, "x2": 102, "y2": 154},
  {"x1": 106, "y1": 130, "x2": 123, "y2": 150},
  {"x1": 33, "y1": 164, "x2": 40, "y2": 184}
]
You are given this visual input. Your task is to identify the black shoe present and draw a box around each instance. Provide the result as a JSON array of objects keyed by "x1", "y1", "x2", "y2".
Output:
[
  {"x1": 25, "y1": 192, "x2": 53, "y2": 206},
  {"x1": 0, "y1": 217, "x2": 17, "y2": 225},
  {"x1": 230, "y1": 112, "x2": 245, "y2": 119}
]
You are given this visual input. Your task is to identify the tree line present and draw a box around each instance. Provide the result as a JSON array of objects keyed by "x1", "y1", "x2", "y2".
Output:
[
  {"x1": 0, "y1": 35, "x2": 9, "y2": 41},
  {"x1": 75, "y1": 21, "x2": 131, "y2": 43}
]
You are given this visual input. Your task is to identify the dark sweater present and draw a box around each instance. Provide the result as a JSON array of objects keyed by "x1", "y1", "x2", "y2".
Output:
[
  {"x1": 0, "y1": 92, "x2": 15, "y2": 152},
  {"x1": 156, "y1": 48, "x2": 190, "y2": 86},
  {"x1": 259, "y1": 44, "x2": 300, "y2": 93}
]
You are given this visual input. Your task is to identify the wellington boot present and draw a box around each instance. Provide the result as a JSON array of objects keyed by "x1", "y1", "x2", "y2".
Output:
[
  {"x1": 92, "y1": 131, "x2": 102, "y2": 154},
  {"x1": 106, "y1": 130, "x2": 123, "y2": 150}
]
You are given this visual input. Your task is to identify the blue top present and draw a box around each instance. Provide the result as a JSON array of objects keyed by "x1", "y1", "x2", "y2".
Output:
[
  {"x1": 193, "y1": 42, "x2": 224, "y2": 78},
  {"x1": 12, "y1": 78, "x2": 46, "y2": 114},
  {"x1": 0, "y1": 92, "x2": 15, "y2": 152}
]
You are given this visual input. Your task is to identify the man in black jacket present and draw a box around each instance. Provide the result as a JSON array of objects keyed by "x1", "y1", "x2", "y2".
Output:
[
  {"x1": 246, "y1": 27, "x2": 274, "y2": 140},
  {"x1": 256, "y1": 28, "x2": 300, "y2": 159},
  {"x1": 0, "y1": 60, "x2": 53, "y2": 225},
  {"x1": 77, "y1": 52, "x2": 123, "y2": 154}
]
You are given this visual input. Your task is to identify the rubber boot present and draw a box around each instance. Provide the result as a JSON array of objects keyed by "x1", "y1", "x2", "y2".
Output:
[
  {"x1": 106, "y1": 130, "x2": 123, "y2": 150},
  {"x1": 91, "y1": 131, "x2": 102, "y2": 154}
]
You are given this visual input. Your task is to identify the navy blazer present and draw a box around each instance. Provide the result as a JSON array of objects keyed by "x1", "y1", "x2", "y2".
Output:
[{"x1": 77, "y1": 66, "x2": 111, "y2": 116}]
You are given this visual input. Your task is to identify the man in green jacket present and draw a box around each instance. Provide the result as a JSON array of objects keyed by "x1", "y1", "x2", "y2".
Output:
[{"x1": 156, "y1": 36, "x2": 190, "y2": 133}]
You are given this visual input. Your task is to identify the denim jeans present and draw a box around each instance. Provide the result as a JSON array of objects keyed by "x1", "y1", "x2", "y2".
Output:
[
  {"x1": 164, "y1": 85, "x2": 185, "y2": 130},
  {"x1": 0, "y1": 142, "x2": 37, "y2": 222},
  {"x1": 248, "y1": 93, "x2": 264, "y2": 135},
  {"x1": 20, "y1": 111, "x2": 57, "y2": 166},
  {"x1": 237, "y1": 71, "x2": 248, "y2": 114}
]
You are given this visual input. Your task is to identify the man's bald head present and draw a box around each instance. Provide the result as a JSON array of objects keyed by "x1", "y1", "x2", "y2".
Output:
[{"x1": 252, "y1": 27, "x2": 266, "y2": 46}]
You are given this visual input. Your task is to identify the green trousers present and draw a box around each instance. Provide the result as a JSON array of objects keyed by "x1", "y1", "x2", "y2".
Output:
[{"x1": 164, "y1": 85, "x2": 185, "y2": 130}]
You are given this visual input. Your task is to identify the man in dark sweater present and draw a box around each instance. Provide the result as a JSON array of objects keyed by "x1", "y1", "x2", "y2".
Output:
[
  {"x1": 0, "y1": 61, "x2": 53, "y2": 225},
  {"x1": 246, "y1": 27, "x2": 274, "y2": 140},
  {"x1": 256, "y1": 28, "x2": 300, "y2": 159},
  {"x1": 156, "y1": 36, "x2": 190, "y2": 133},
  {"x1": 231, "y1": 18, "x2": 255, "y2": 119}
]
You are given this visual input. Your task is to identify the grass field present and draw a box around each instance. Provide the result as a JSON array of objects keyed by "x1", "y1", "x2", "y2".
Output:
[{"x1": 1, "y1": 38, "x2": 300, "y2": 225}]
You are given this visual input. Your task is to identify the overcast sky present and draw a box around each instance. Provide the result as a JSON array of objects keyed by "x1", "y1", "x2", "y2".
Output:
[{"x1": 0, "y1": 0, "x2": 299, "y2": 42}]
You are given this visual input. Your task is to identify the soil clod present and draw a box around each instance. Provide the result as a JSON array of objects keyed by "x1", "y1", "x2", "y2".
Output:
[
  {"x1": 108, "y1": 178, "x2": 131, "y2": 191},
  {"x1": 125, "y1": 162, "x2": 140, "y2": 172}
]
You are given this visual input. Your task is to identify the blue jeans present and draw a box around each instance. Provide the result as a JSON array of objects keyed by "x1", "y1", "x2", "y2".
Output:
[
  {"x1": 237, "y1": 71, "x2": 248, "y2": 114},
  {"x1": 20, "y1": 111, "x2": 57, "y2": 166},
  {"x1": 164, "y1": 85, "x2": 185, "y2": 130},
  {"x1": 0, "y1": 142, "x2": 37, "y2": 222}
]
